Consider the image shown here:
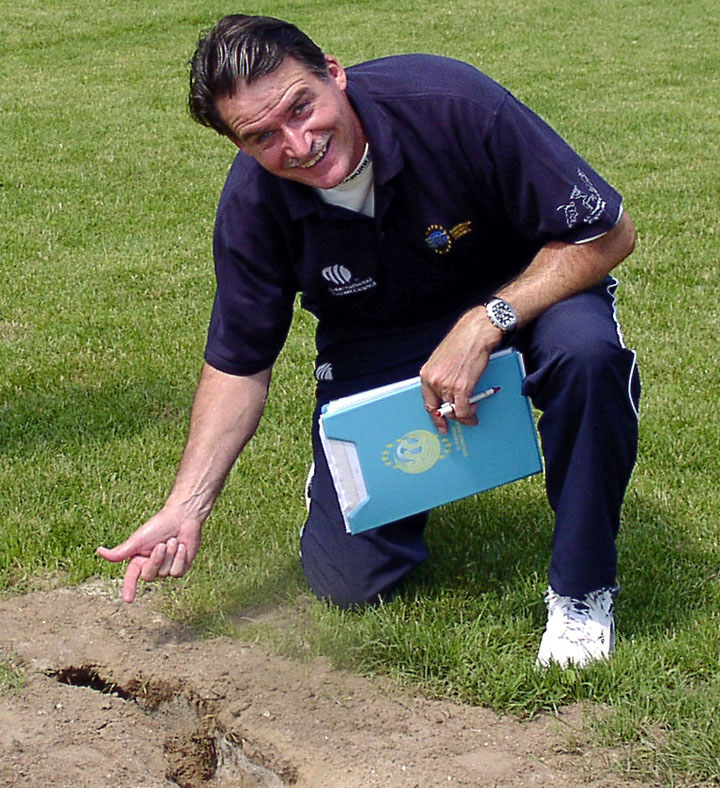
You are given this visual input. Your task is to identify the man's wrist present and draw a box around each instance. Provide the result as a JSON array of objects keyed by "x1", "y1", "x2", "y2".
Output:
[
  {"x1": 164, "y1": 486, "x2": 215, "y2": 524},
  {"x1": 484, "y1": 297, "x2": 519, "y2": 335}
]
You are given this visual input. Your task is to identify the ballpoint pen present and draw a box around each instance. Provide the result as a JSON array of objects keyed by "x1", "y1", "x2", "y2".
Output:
[{"x1": 435, "y1": 386, "x2": 501, "y2": 418}]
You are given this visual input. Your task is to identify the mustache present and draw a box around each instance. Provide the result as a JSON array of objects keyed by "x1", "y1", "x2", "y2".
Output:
[{"x1": 285, "y1": 132, "x2": 332, "y2": 169}]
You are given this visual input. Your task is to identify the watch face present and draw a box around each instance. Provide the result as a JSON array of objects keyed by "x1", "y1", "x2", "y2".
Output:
[{"x1": 488, "y1": 299, "x2": 517, "y2": 331}]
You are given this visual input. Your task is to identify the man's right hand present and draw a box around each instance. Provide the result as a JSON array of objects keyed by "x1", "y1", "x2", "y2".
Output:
[
  {"x1": 97, "y1": 363, "x2": 272, "y2": 604},
  {"x1": 97, "y1": 510, "x2": 202, "y2": 603}
]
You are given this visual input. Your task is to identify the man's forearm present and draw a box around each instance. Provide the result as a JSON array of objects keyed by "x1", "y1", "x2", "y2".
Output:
[
  {"x1": 165, "y1": 363, "x2": 271, "y2": 521},
  {"x1": 495, "y1": 212, "x2": 636, "y2": 329},
  {"x1": 420, "y1": 212, "x2": 636, "y2": 427}
]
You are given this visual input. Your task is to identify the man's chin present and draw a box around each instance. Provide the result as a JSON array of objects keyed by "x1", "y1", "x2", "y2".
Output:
[{"x1": 290, "y1": 159, "x2": 349, "y2": 189}]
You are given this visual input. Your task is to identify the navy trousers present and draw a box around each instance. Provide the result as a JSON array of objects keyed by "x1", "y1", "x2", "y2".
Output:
[{"x1": 300, "y1": 278, "x2": 640, "y2": 607}]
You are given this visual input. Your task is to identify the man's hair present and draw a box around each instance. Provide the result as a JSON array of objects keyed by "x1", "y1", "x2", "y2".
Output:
[{"x1": 189, "y1": 14, "x2": 329, "y2": 138}]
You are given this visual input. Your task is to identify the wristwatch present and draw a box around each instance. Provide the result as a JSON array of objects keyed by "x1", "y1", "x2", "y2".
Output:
[{"x1": 484, "y1": 297, "x2": 518, "y2": 334}]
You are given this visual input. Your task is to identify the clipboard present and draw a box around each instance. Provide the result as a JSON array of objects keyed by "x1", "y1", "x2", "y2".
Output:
[{"x1": 319, "y1": 349, "x2": 543, "y2": 534}]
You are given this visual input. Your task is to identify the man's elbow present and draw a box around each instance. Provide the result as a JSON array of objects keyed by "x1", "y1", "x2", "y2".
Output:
[{"x1": 617, "y1": 212, "x2": 637, "y2": 260}]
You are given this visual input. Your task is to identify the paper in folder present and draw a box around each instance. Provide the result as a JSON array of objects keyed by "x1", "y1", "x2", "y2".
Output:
[{"x1": 319, "y1": 349, "x2": 542, "y2": 534}]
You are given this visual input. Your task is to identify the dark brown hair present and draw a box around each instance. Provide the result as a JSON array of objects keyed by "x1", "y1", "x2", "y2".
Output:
[{"x1": 188, "y1": 14, "x2": 329, "y2": 138}]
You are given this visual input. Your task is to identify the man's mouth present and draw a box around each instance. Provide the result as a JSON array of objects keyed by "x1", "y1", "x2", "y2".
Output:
[{"x1": 289, "y1": 133, "x2": 333, "y2": 170}]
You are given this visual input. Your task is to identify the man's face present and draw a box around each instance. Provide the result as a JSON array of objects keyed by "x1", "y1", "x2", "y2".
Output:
[{"x1": 216, "y1": 55, "x2": 367, "y2": 190}]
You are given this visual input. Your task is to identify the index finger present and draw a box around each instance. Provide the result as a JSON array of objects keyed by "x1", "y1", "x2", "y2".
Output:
[
  {"x1": 420, "y1": 382, "x2": 449, "y2": 434},
  {"x1": 122, "y1": 556, "x2": 144, "y2": 603}
]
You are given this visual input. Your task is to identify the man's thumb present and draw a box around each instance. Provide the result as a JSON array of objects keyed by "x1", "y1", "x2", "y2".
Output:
[{"x1": 97, "y1": 542, "x2": 134, "y2": 562}]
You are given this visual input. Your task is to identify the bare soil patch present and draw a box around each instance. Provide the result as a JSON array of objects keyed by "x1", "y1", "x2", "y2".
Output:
[{"x1": 0, "y1": 581, "x2": 646, "y2": 787}]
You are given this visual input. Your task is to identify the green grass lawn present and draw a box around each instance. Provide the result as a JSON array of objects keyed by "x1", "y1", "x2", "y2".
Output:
[{"x1": 2, "y1": 0, "x2": 719, "y2": 784}]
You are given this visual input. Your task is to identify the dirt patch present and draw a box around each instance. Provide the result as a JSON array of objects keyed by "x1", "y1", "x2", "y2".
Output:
[{"x1": 0, "y1": 581, "x2": 645, "y2": 787}]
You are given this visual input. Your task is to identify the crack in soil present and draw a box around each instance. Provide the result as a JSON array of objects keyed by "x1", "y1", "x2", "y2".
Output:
[
  {"x1": 0, "y1": 583, "x2": 647, "y2": 788},
  {"x1": 49, "y1": 665, "x2": 134, "y2": 701},
  {"x1": 47, "y1": 664, "x2": 290, "y2": 787}
]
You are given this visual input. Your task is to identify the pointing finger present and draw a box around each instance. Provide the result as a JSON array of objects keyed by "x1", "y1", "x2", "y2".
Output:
[{"x1": 122, "y1": 556, "x2": 144, "y2": 603}]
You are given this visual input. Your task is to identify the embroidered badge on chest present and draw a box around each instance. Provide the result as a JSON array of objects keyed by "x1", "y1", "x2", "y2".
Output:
[
  {"x1": 321, "y1": 265, "x2": 377, "y2": 297},
  {"x1": 424, "y1": 221, "x2": 473, "y2": 254}
]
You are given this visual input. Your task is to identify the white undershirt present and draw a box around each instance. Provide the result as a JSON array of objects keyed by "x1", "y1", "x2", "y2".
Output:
[{"x1": 316, "y1": 144, "x2": 375, "y2": 217}]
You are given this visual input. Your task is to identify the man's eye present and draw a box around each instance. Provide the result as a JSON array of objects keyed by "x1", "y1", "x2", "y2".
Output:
[
  {"x1": 257, "y1": 131, "x2": 273, "y2": 143},
  {"x1": 293, "y1": 102, "x2": 309, "y2": 116}
]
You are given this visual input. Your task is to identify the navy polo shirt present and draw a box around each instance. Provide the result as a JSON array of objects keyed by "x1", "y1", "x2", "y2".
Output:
[{"x1": 205, "y1": 54, "x2": 622, "y2": 380}]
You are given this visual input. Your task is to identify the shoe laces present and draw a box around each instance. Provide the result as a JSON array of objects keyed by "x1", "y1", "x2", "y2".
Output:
[{"x1": 545, "y1": 586, "x2": 618, "y2": 637}]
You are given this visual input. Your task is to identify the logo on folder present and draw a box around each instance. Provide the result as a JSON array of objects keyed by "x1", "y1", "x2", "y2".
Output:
[{"x1": 382, "y1": 429, "x2": 453, "y2": 475}]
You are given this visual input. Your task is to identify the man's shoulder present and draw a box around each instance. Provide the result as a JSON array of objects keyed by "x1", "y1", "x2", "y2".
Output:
[
  {"x1": 219, "y1": 152, "x2": 281, "y2": 209},
  {"x1": 223, "y1": 150, "x2": 262, "y2": 186},
  {"x1": 347, "y1": 54, "x2": 505, "y2": 102}
]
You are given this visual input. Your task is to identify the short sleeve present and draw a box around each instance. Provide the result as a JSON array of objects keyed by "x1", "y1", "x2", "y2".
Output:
[
  {"x1": 204, "y1": 169, "x2": 298, "y2": 376},
  {"x1": 481, "y1": 92, "x2": 623, "y2": 244}
]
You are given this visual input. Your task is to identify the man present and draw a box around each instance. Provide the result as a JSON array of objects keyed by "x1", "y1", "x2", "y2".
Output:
[{"x1": 98, "y1": 14, "x2": 640, "y2": 667}]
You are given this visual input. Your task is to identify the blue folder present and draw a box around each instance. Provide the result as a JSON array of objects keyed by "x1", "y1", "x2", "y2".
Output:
[{"x1": 319, "y1": 349, "x2": 543, "y2": 534}]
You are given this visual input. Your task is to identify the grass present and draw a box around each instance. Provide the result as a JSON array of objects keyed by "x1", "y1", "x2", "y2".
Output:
[
  {"x1": 1, "y1": 0, "x2": 719, "y2": 784},
  {"x1": 0, "y1": 658, "x2": 24, "y2": 694}
]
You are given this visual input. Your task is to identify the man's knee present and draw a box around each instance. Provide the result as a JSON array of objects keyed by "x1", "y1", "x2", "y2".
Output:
[
  {"x1": 300, "y1": 545, "x2": 403, "y2": 609},
  {"x1": 299, "y1": 512, "x2": 428, "y2": 609},
  {"x1": 519, "y1": 283, "x2": 639, "y2": 405},
  {"x1": 560, "y1": 335, "x2": 633, "y2": 384},
  {"x1": 525, "y1": 332, "x2": 638, "y2": 410}
]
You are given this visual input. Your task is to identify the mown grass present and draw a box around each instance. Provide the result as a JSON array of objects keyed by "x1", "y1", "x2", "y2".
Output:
[{"x1": 2, "y1": 0, "x2": 719, "y2": 784}]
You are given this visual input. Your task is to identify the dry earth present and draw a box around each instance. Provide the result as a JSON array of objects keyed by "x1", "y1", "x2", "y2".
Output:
[{"x1": 0, "y1": 581, "x2": 649, "y2": 788}]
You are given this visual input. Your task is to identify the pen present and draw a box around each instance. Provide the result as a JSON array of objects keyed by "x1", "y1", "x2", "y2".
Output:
[{"x1": 435, "y1": 386, "x2": 501, "y2": 418}]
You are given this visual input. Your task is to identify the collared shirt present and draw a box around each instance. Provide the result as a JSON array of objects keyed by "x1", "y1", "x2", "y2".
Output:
[{"x1": 206, "y1": 54, "x2": 622, "y2": 380}]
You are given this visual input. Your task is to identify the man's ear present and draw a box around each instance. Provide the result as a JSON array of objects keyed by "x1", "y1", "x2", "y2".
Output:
[{"x1": 324, "y1": 55, "x2": 347, "y2": 90}]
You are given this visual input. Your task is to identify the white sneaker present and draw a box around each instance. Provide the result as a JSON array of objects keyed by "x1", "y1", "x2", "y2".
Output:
[{"x1": 536, "y1": 586, "x2": 618, "y2": 668}]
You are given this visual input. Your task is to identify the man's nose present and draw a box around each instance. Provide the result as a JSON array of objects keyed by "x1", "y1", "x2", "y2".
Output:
[{"x1": 282, "y1": 125, "x2": 312, "y2": 159}]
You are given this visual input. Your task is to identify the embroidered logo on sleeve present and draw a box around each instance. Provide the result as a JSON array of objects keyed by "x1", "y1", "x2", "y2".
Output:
[
  {"x1": 424, "y1": 221, "x2": 473, "y2": 254},
  {"x1": 556, "y1": 170, "x2": 606, "y2": 229},
  {"x1": 321, "y1": 265, "x2": 376, "y2": 297},
  {"x1": 314, "y1": 362, "x2": 333, "y2": 381}
]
